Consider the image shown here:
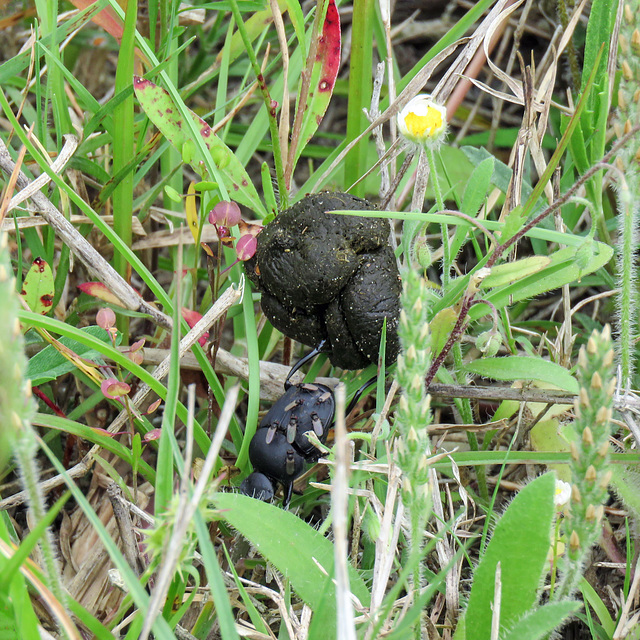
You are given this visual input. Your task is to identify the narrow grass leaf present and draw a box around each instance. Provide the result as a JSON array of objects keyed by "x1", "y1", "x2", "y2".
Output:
[
  {"x1": 580, "y1": 577, "x2": 616, "y2": 636},
  {"x1": 463, "y1": 356, "x2": 578, "y2": 394},
  {"x1": 194, "y1": 512, "x2": 241, "y2": 640},
  {"x1": 35, "y1": 413, "x2": 156, "y2": 483},
  {"x1": 472, "y1": 242, "x2": 614, "y2": 320}
]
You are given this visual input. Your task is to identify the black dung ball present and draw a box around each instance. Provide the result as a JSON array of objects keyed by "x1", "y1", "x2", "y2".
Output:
[{"x1": 245, "y1": 193, "x2": 400, "y2": 369}]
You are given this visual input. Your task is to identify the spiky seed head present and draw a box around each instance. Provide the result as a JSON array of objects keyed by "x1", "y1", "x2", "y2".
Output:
[
  {"x1": 571, "y1": 484, "x2": 582, "y2": 503},
  {"x1": 591, "y1": 371, "x2": 603, "y2": 390},
  {"x1": 585, "y1": 504, "x2": 597, "y2": 522},
  {"x1": 596, "y1": 406, "x2": 612, "y2": 424},
  {"x1": 570, "y1": 530, "x2": 580, "y2": 552},
  {"x1": 570, "y1": 441, "x2": 580, "y2": 461},
  {"x1": 578, "y1": 348, "x2": 588, "y2": 369},
  {"x1": 579, "y1": 388, "x2": 590, "y2": 407},
  {"x1": 11, "y1": 411, "x2": 22, "y2": 430},
  {"x1": 603, "y1": 348, "x2": 615, "y2": 368},
  {"x1": 582, "y1": 427, "x2": 594, "y2": 446},
  {"x1": 585, "y1": 465, "x2": 597, "y2": 483},
  {"x1": 600, "y1": 470, "x2": 613, "y2": 489}
]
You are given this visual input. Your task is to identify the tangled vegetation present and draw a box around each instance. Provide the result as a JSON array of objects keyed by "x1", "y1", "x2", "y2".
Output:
[{"x1": 1, "y1": 0, "x2": 640, "y2": 638}]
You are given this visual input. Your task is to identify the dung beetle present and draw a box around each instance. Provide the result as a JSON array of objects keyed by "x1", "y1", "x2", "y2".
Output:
[{"x1": 240, "y1": 344, "x2": 374, "y2": 505}]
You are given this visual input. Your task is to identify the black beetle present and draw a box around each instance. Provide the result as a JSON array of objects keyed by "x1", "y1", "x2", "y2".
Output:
[
  {"x1": 241, "y1": 381, "x2": 335, "y2": 505},
  {"x1": 240, "y1": 345, "x2": 375, "y2": 505}
]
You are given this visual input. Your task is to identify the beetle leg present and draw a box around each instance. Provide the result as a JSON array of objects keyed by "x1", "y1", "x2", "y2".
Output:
[
  {"x1": 284, "y1": 339, "x2": 327, "y2": 389},
  {"x1": 317, "y1": 391, "x2": 332, "y2": 404},
  {"x1": 282, "y1": 481, "x2": 294, "y2": 507},
  {"x1": 310, "y1": 412, "x2": 324, "y2": 436}
]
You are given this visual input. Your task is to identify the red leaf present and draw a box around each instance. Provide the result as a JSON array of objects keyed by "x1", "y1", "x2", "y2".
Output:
[
  {"x1": 101, "y1": 378, "x2": 131, "y2": 399},
  {"x1": 66, "y1": 0, "x2": 124, "y2": 43},
  {"x1": 78, "y1": 282, "x2": 127, "y2": 307},
  {"x1": 316, "y1": 0, "x2": 341, "y2": 96},
  {"x1": 181, "y1": 308, "x2": 208, "y2": 347}
]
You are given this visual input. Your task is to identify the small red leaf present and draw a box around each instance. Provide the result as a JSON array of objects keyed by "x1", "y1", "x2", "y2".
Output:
[
  {"x1": 181, "y1": 308, "x2": 208, "y2": 347},
  {"x1": 146, "y1": 399, "x2": 162, "y2": 416},
  {"x1": 144, "y1": 428, "x2": 162, "y2": 441},
  {"x1": 96, "y1": 307, "x2": 117, "y2": 330},
  {"x1": 101, "y1": 378, "x2": 131, "y2": 399},
  {"x1": 79, "y1": 282, "x2": 128, "y2": 307},
  {"x1": 236, "y1": 234, "x2": 257, "y2": 261}
]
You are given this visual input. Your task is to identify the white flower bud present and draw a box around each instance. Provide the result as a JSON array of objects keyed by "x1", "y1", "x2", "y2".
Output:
[{"x1": 397, "y1": 95, "x2": 447, "y2": 146}]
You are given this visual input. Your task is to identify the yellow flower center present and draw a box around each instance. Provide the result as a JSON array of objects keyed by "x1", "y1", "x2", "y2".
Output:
[{"x1": 404, "y1": 107, "x2": 443, "y2": 138}]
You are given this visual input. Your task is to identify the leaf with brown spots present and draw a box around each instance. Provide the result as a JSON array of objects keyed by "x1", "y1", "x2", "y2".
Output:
[
  {"x1": 133, "y1": 76, "x2": 266, "y2": 216},
  {"x1": 20, "y1": 257, "x2": 54, "y2": 315}
]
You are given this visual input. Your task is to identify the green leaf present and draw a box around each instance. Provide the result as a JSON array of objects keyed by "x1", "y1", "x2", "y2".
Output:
[
  {"x1": 481, "y1": 256, "x2": 551, "y2": 288},
  {"x1": 461, "y1": 156, "x2": 494, "y2": 217},
  {"x1": 500, "y1": 205, "x2": 526, "y2": 244},
  {"x1": 20, "y1": 257, "x2": 54, "y2": 315},
  {"x1": 211, "y1": 493, "x2": 371, "y2": 617},
  {"x1": 431, "y1": 308, "x2": 457, "y2": 356},
  {"x1": 26, "y1": 326, "x2": 118, "y2": 386},
  {"x1": 580, "y1": 577, "x2": 616, "y2": 636},
  {"x1": 471, "y1": 242, "x2": 614, "y2": 320},
  {"x1": 580, "y1": 0, "x2": 616, "y2": 98},
  {"x1": 501, "y1": 601, "x2": 582, "y2": 640},
  {"x1": 464, "y1": 473, "x2": 556, "y2": 640},
  {"x1": 133, "y1": 76, "x2": 266, "y2": 216},
  {"x1": 463, "y1": 356, "x2": 578, "y2": 394}
]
